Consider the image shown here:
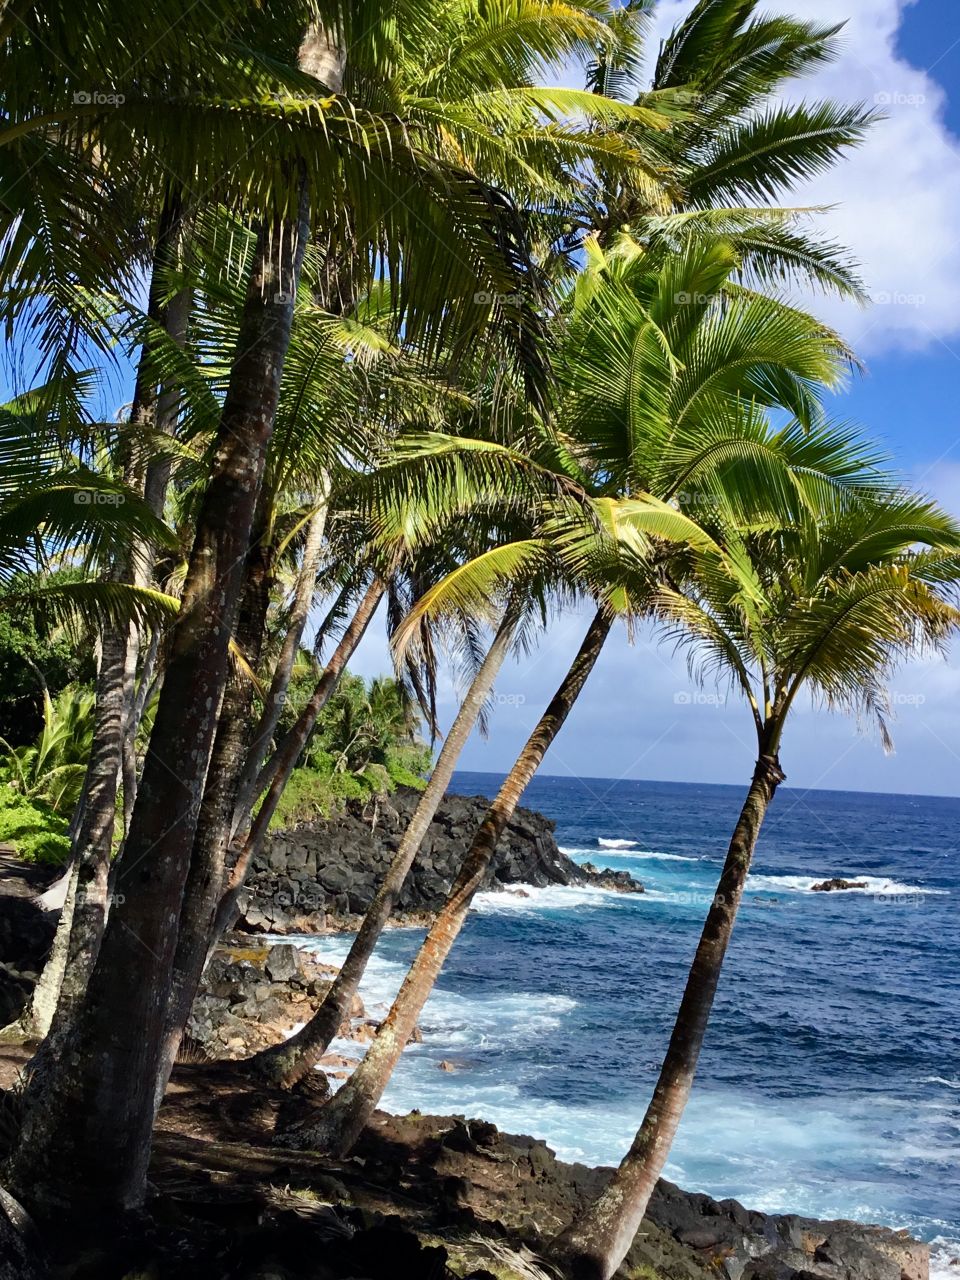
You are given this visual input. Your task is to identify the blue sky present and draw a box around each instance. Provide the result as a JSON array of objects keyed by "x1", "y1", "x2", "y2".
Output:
[
  {"x1": 8, "y1": 1, "x2": 960, "y2": 797},
  {"x1": 350, "y1": 0, "x2": 960, "y2": 798}
]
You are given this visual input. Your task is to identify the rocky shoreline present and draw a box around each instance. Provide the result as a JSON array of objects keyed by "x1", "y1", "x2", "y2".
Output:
[
  {"x1": 0, "y1": 825, "x2": 941, "y2": 1280},
  {"x1": 235, "y1": 786, "x2": 643, "y2": 935},
  {"x1": 182, "y1": 938, "x2": 932, "y2": 1280}
]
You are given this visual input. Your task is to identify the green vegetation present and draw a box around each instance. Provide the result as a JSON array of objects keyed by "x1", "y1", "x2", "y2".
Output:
[
  {"x1": 267, "y1": 670, "x2": 432, "y2": 827},
  {"x1": 0, "y1": 685, "x2": 95, "y2": 816},
  {"x1": 0, "y1": 1, "x2": 957, "y2": 1275},
  {"x1": 0, "y1": 784, "x2": 71, "y2": 864},
  {"x1": 0, "y1": 584, "x2": 95, "y2": 746}
]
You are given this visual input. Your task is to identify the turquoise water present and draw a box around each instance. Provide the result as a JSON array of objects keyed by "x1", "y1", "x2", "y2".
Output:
[{"x1": 298, "y1": 773, "x2": 960, "y2": 1274}]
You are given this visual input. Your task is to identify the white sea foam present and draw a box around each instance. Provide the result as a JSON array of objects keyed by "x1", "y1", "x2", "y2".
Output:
[
  {"x1": 598, "y1": 837, "x2": 639, "y2": 849},
  {"x1": 922, "y1": 1076, "x2": 960, "y2": 1089},
  {"x1": 471, "y1": 883, "x2": 626, "y2": 914},
  {"x1": 746, "y1": 873, "x2": 948, "y2": 897},
  {"x1": 930, "y1": 1239, "x2": 960, "y2": 1280},
  {"x1": 561, "y1": 844, "x2": 698, "y2": 863},
  {"x1": 280, "y1": 929, "x2": 956, "y2": 1250}
]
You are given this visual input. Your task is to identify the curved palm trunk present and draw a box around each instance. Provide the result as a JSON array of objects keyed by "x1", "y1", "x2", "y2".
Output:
[
  {"x1": 10, "y1": 625, "x2": 126, "y2": 1046},
  {"x1": 244, "y1": 608, "x2": 518, "y2": 1087},
  {"x1": 10, "y1": 196, "x2": 310, "y2": 1217},
  {"x1": 293, "y1": 608, "x2": 612, "y2": 1157},
  {"x1": 36, "y1": 624, "x2": 129, "y2": 1044},
  {"x1": 236, "y1": 574, "x2": 383, "y2": 834},
  {"x1": 231, "y1": 487, "x2": 329, "y2": 828},
  {"x1": 24, "y1": 197, "x2": 191, "y2": 1043},
  {"x1": 210, "y1": 576, "x2": 385, "y2": 944},
  {"x1": 548, "y1": 749, "x2": 786, "y2": 1280},
  {"x1": 2, "y1": 861, "x2": 78, "y2": 1042}
]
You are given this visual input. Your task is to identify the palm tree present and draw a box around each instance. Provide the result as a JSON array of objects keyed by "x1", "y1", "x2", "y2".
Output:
[
  {"x1": 548, "y1": 497, "x2": 960, "y2": 1280},
  {"x1": 295, "y1": 603, "x2": 617, "y2": 1155},
  {"x1": 8, "y1": 0, "x2": 680, "y2": 1218},
  {"x1": 0, "y1": 684, "x2": 94, "y2": 814},
  {"x1": 275, "y1": 226, "x2": 880, "y2": 1138},
  {"x1": 582, "y1": 0, "x2": 874, "y2": 298}
]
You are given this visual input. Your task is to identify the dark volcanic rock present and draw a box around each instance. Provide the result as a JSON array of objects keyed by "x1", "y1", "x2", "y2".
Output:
[
  {"x1": 237, "y1": 787, "x2": 643, "y2": 934},
  {"x1": 355, "y1": 1112, "x2": 929, "y2": 1280},
  {"x1": 0, "y1": 856, "x2": 56, "y2": 973},
  {"x1": 185, "y1": 941, "x2": 371, "y2": 1060},
  {"x1": 810, "y1": 879, "x2": 869, "y2": 892}
]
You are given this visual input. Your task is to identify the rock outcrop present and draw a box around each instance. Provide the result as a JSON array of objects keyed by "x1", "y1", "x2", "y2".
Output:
[
  {"x1": 0, "y1": 855, "x2": 56, "y2": 1026},
  {"x1": 237, "y1": 787, "x2": 643, "y2": 934},
  {"x1": 811, "y1": 878, "x2": 869, "y2": 892},
  {"x1": 185, "y1": 941, "x2": 368, "y2": 1060},
  {"x1": 356, "y1": 1111, "x2": 929, "y2": 1280}
]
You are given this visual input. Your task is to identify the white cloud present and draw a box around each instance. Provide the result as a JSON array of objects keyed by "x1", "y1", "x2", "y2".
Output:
[{"x1": 644, "y1": 1, "x2": 960, "y2": 354}]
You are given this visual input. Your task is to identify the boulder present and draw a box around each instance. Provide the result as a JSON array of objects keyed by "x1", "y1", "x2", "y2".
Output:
[
  {"x1": 810, "y1": 879, "x2": 869, "y2": 892},
  {"x1": 264, "y1": 944, "x2": 302, "y2": 983},
  {"x1": 0, "y1": 896, "x2": 55, "y2": 972},
  {"x1": 238, "y1": 787, "x2": 644, "y2": 932}
]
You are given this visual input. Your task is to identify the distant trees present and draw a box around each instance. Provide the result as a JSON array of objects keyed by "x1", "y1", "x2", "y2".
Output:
[{"x1": 268, "y1": 669, "x2": 433, "y2": 827}]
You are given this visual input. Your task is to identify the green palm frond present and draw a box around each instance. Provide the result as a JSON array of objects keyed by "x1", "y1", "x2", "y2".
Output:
[
  {"x1": 687, "y1": 101, "x2": 876, "y2": 207},
  {"x1": 16, "y1": 580, "x2": 180, "y2": 632}
]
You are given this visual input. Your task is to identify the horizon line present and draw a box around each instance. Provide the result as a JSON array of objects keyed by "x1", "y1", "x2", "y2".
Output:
[{"x1": 448, "y1": 767, "x2": 960, "y2": 804}]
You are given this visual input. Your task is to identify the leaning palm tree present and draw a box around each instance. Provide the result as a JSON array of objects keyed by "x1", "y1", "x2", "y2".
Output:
[
  {"x1": 246, "y1": 228, "x2": 874, "y2": 1095},
  {"x1": 275, "y1": 239, "x2": 891, "y2": 1143},
  {"x1": 548, "y1": 496, "x2": 960, "y2": 1280}
]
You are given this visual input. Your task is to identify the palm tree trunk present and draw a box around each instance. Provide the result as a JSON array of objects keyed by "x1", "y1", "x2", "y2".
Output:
[
  {"x1": 121, "y1": 243, "x2": 194, "y2": 823},
  {"x1": 10, "y1": 195, "x2": 310, "y2": 1217},
  {"x1": 547, "y1": 749, "x2": 786, "y2": 1280},
  {"x1": 35, "y1": 623, "x2": 129, "y2": 1044},
  {"x1": 209, "y1": 576, "x2": 385, "y2": 944},
  {"x1": 231, "y1": 490, "x2": 329, "y2": 832},
  {"x1": 25, "y1": 194, "x2": 190, "y2": 1044},
  {"x1": 244, "y1": 606, "x2": 519, "y2": 1086},
  {"x1": 1, "y1": 860, "x2": 79, "y2": 1042},
  {"x1": 119, "y1": 626, "x2": 140, "y2": 836},
  {"x1": 155, "y1": 500, "x2": 276, "y2": 1093},
  {"x1": 293, "y1": 607, "x2": 612, "y2": 1157}
]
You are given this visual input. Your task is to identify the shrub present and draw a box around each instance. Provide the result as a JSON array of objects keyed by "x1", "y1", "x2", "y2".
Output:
[{"x1": 0, "y1": 783, "x2": 71, "y2": 864}]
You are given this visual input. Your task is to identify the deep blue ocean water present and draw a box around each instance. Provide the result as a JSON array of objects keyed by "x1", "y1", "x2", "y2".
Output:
[{"x1": 300, "y1": 772, "x2": 960, "y2": 1273}]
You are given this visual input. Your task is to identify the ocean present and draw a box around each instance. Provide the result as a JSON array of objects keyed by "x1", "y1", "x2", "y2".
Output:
[{"x1": 295, "y1": 772, "x2": 960, "y2": 1274}]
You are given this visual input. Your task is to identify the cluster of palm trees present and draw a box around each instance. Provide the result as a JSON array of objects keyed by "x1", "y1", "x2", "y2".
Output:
[{"x1": 2, "y1": 0, "x2": 958, "y2": 1276}]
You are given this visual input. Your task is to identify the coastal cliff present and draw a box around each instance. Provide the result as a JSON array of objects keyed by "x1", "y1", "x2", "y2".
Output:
[{"x1": 235, "y1": 786, "x2": 643, "y2": 934}]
